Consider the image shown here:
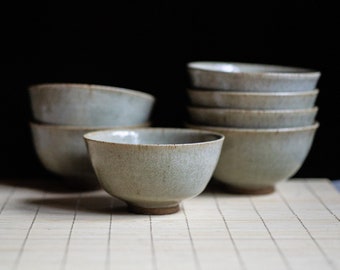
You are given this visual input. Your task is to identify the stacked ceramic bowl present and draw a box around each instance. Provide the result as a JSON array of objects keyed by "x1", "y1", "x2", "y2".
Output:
[
  {"x1": 29, "y1": 83, "x2": 155, "y2": 190},
  {"x1": 186, "y1": 61, "x2": 321, "y2": 194}
]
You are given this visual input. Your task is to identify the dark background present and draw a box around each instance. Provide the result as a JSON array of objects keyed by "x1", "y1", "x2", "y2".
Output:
[{"x1": 1, "y1": 1, "x2": 339, "y2": 180}]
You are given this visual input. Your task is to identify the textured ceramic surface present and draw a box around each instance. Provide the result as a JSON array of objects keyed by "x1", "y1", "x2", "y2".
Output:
[
  {"x1": 186, "y1": 123, "x2": 319, "y2": 194},
  {"x1": 84, "y1": 128, "x2": 224, "y2": 214},
  {"x1": 187, "y1": 88, "x2": 319, "y2": 109},
  {"x1": 187, "y1": 62, "x2": 321, "y2": 92},
  {"x1": 187, "y1": 106, "x2": 318, "y2": 128},
  {"x1": 29, "y1": 83, "x2": 155, "y2": 126},
  {"x1": 30, "y1": 122, "x2": 150, "y2": 190}
]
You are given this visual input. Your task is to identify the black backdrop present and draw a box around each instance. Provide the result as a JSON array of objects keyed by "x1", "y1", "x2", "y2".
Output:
[{"x1": 1, "y1": 1, "x2": 339, "y2": 180}]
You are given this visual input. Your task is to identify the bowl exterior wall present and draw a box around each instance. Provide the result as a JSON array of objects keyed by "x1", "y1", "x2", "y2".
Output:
[
  {"x1": 185, "y1": 123, "x2": 318, "y2": 190},
  {"x1": 187, "y1": 90, "x2": 318, "y2": 109},
  {"x1": 212, "y1": 127, "x2": 318, "y2": 189},
  {"x1": 188, "y1": 108, "x2": 318, "y2": 128},
  {"x1": 29, "y1": 85, "x2": 155, "y2": 126},
  {"x1": 85, "y1": 138, "x2": 224, "y2": 208},
  {"x1": 188, "y1": 69, "x2": 320, "y2": 92},
  {"x1": 30, "y1": 124, "x2": 99, "y2": 188}
]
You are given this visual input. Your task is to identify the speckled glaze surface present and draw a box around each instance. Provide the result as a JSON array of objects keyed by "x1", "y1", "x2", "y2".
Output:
[
  {"x1": 84, "y1": 128, "x2": 224, "y2": 214},
  {"x1": 30, "y1": 122, "x2": 150, "y2": 190},
  {"x1": 186, "y1": 123, "x2": 319, "y2": 194},
  {"x1": 187, "y1": 62, "x2": 321, "y2": 92},
  {"x1": 187, "y1": 89, "x2": 319, "y2": 109},
  {"x1": 29, "y1": 83, "x2": 155, "y2": 126},
  {"x1": 187, "y1": 106, "x2": 318, "y2": 128}
]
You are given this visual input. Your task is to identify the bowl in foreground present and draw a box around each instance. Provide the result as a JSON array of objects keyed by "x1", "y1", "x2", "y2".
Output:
[{"x1": 84, "y1": 128, "x2": 224, "y2": 214}]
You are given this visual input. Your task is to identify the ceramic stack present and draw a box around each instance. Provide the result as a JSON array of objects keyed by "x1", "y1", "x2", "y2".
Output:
[
  {"x1": 28, "y1": 83, "x2": 155, "y2": 190},
  {"x1": 186, "y1": 61, "x2": 321, "y2": 194}
]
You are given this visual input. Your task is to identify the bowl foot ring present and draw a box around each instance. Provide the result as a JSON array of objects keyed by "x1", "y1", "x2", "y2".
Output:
[{"x1": 128, "y1": 204, "x2": 180, "y2": 215}]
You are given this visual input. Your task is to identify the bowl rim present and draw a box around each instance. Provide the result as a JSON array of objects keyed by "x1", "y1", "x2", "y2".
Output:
[
  {"x1": 29, "y1": 121, "x2": 151, "y2": 131},
  {"x1": 187, "y1": 61, "x2": 321, "y2": 77},
  {"x1": 187, "y1": 88, "x2": 319, "y2": 96},
  {"x1": 186, "y1": 122, "x2": 320, "y2": 133},
  {"x1": 28, "y1": 83, "x2": 155, "y2": 101},
  {"x1": 83, "y1": 127, "x2": 225, "y2": 147}
]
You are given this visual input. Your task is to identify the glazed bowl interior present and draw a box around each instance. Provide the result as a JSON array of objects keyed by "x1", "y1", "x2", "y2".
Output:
[
  {"x1": 188, "y1": 62, "x2": 319, "y2": 74},
  {"x1": 84, "y1": 128, "x2": 223, "y2": 145}
]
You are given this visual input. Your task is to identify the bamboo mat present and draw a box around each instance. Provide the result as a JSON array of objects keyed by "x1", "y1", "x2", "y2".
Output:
[{"x1": 0, "y1": 178, "x2": 339, "y2": 270}]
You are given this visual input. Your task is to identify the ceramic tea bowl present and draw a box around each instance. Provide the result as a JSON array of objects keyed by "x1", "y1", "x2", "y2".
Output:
[
  {"x1": 29, "y1": 83, "x2": 155, "y2": 126},
  {"x1": 84, "y1": 128, "x2": 224, "y2": 214},
  {"x1": 187, "y1": 106, "x2": 318, "y2": 128},
  {"x1": 187, "y1": 88, "x2": 319, "y2": 109},
  {"x1": 187, "y1": 62, "x2": 321, "y2": 92},
  {"x1": 30, "y1": 122, "x2": 150, "y2": 190},
  {"x1": 186, "y1": 123, "x2": 319, "y2": 194}
]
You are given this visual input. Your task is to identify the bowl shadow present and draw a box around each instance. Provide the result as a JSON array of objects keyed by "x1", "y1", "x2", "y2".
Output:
[
  {"x1": 0, "y1": 175, "x2": 100, "y2": 194},
  {"x1": 26, "y1": 193, "x2": 129, "y2": 215}
]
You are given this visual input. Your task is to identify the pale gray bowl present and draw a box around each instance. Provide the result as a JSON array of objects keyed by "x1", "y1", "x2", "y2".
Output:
[
  {"x1": 186, "y1": 123, "x2": 319, "y2": 194},
  {"x1": 29, "y1": 83, "x2": 155, "y2": 126},
  {"x1": 187, "y1": 88, "x2": 319, "y2": 109},
  {"x1": 84, "y1": 128, "x2": 224, "y2": 215},
  {"x1": 187, "y1": 106, "x2": 318, "y2": 128},
  {"x1": 30, "y1": 122, "x2": 151, "y2": 190},
  {"x1": 187, "y1": 62, "x2": 321, "y2": 92}
]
